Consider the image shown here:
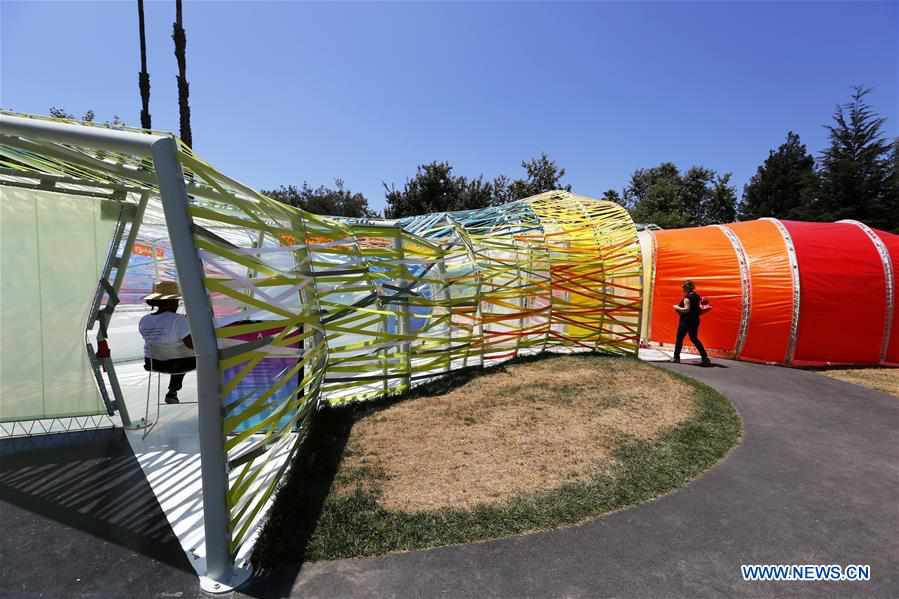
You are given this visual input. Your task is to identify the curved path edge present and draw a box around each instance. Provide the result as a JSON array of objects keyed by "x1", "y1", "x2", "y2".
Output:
[{"x1": 263, "y1": 360, "x2": 899, "y2": 599}]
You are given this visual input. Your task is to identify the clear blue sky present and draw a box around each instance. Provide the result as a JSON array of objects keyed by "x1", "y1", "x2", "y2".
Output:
[{"x1": 2, "y1": 1, "x2": 896, "y2": 213}]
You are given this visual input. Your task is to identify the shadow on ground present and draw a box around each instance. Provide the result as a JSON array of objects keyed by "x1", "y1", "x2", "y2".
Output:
[
  {"x1": 242, "y1": 406, "x2": 355, "y2": 597},
  {"x1": 0, "y1": 428, "x2": 191, "y2": 570},
  {"x1": 0, "y1": 428, "x2": 198, "y2": 596}
]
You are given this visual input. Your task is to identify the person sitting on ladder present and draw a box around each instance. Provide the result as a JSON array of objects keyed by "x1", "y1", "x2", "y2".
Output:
[{"x1": 139, "y1": 281, "x2": 195, "y2": 404}]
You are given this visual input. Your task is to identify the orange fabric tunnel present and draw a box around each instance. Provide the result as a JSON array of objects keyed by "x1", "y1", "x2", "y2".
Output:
[
  {"x1": 726, "y1": 220, "x2": 794, "y2": 363},
  {"x1": 645, "y1": 219, "x2": 897, "y2": 367},
  {"x1": 649, "y1": 226, "x2": 744, "y2": 356}
]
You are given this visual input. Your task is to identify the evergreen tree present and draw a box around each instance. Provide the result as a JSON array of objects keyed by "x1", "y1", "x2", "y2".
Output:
[
  {"x1": 741, "y1": 131, "x2": 819, "y2": 220},
  {"x1": 884, "y1": 138, "x2": 899, "y2": 232},
  {"x1": 817, "y1": 87, "x2": 893, "y2": 229}
]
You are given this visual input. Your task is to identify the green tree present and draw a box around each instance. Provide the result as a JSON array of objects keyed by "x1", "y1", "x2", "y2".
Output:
[
  {"x1": 740, "y1": 131, "x2": 819, "y2": 220},
  {"x1": 384, "y1": 154, "x2": 571, "y2": 217},
  {"x1": 501, "y1": 153, "x2": 572, "y2": 201},
  {"x1": 887, "y1": 138, "x2": 899, "y2": 231},
  {"x1": 623, "y1": 162, "x2": 737, "y2": 228},
  {"x1": 622, "y1": 162, "x2": 681, "y2": 227},
  {"x1": 706, "y1": 172, "x2": 738, "y2": 224},
  {"x1": 49, "y1": 107, "x2": 124, "y2": 127},
  {"x1": 489, "y1": 174, "x2": 515, "y2": 205},
  {"x1": 458, "y1": 174, "x2": 497, "y2": 212},
  {"x1": 817, "y1": 86, "x2": 893, "y2": 229},
  {"x1": 264, "y1": 179, "x2": 377, "y2": 218},
  {"x1": 600, "y1": 189, "x2": 624, "y2": 204},
  {"x1": 384, "y1": 162, "x2": 473, "y2": 218}
]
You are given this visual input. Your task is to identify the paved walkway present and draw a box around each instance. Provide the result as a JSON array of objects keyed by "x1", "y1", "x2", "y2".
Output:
[{"x1": 274, "y1": 360, "x2": 899, "y2": 599}]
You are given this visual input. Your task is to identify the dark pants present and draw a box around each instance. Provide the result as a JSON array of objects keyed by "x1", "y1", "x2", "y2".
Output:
[
  {"x1": 144, "y1": 357, "x2": 196, "y2": 394},
  {"x1": 674, "y1": 319, "x2": 709, "y2": 361}
]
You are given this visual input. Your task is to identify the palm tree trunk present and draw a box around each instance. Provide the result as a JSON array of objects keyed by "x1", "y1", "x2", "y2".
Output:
[
  {"x1": 137, "y1": 0, "x2": 151, "y2": 130},
  {"x1": 173, "y1": 0, "x2": 192, "y2": 148}
]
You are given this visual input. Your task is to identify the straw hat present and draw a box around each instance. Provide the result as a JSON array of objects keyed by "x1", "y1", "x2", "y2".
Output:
[{"x1": 144, "y1": 280, "x2": 182, "y2": 301}]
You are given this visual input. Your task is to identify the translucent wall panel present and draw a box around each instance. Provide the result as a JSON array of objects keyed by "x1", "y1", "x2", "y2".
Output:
[{"x1": 1, "y1": 187, "x2": 116, "y2": 421}]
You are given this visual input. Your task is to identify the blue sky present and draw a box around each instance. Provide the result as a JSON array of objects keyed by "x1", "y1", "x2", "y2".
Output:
[{"x1": 2, "y1": 1, "x2": 896, "y2": 213}]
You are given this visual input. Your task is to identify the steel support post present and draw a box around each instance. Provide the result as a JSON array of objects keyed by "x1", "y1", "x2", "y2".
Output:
[{"x1": 151, "y1": 137, "x2": 248, "y2": 592}]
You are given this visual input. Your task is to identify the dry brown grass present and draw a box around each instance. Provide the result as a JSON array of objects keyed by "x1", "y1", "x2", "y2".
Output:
[
  {"x1": 334, "y1": 356, "x2": 695, "y2": 512},
  {"x1": 819, "y1": 368, "x2": 899, "y2": 398}
]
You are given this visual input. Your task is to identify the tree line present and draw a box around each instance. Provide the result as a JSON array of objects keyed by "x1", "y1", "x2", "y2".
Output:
[
  {"x1": 49, "y1": 86, "x2": 896, "y2": 232},
  {"x1": 263, "y1": 154, "x2": 571, "y2": 220},
  {"x1": 266, "y1": 87, "x2": 896, "y2": 232}
]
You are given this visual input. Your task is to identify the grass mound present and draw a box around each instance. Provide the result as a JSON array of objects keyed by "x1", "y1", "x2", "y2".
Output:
[{"x1": 252, "y1": 355, "x2": 741, "y2": 568}]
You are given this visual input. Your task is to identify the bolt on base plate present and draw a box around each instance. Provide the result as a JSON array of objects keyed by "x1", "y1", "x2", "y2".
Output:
[
  {"x1": 199, "y1": 566, "x2": 251, "y2": 594},
  {"x1": 123, "y1": 417, "x2": 149, "y2": 430}
]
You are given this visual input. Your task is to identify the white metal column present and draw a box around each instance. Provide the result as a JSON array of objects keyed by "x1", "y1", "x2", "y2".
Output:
[{"x1": 151, "y1": 137, "x2": 247, "y2": 592}]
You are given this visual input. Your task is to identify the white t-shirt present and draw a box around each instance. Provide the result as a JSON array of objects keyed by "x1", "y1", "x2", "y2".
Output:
[{"x1": 139, "y1": 311, "x2": 193, "y2": 359}]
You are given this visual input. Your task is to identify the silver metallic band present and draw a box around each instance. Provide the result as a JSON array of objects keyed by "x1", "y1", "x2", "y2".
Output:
[
  {"x1": 838, "y1": 220, "x2": 894, "y2": 363},
  {"x1": 719, "y1": 225, "x2": 752, "y2": 358},
  {"x1": 762, "y1": 218, "x2": 801, "y2": 365}
]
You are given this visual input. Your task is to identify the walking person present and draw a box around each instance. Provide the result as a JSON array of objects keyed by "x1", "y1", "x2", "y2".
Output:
[
  {"x1": 672, "y1": 280, "x2": 712, "y2": 365},
  {"x1": 139, "y1": 281, "x2": 195, "y2": 403}
]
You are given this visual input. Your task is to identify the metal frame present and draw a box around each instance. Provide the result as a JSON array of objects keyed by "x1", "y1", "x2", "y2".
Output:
[
  {"x1": 0, "y1": 414, "x2": 116, "y2": 438},
  {"x1": 0, "y1": 114, "x2": 244, "y2": 592},
  {"x1": 0, "y1": 166, "x2": 146, "y2": 198},
  {"x1": 838, "y1": 220, "x2": 895, "y2": 364},
  {"x1": 718, "y1": 225, "x2": 752, "y2": 358},
  {"x1": 762, "y1": 218, "x2": 801, "y2": 365}
]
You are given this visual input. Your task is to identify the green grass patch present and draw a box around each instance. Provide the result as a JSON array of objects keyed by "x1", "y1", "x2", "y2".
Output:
[{"x1": 251, "y1": 357, "x2": 741, "y2": 569}]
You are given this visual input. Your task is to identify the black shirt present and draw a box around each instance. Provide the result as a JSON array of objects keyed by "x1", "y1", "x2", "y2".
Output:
[{"x1": 680, "y1": 291, "x2": 702, "y2": 323}]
